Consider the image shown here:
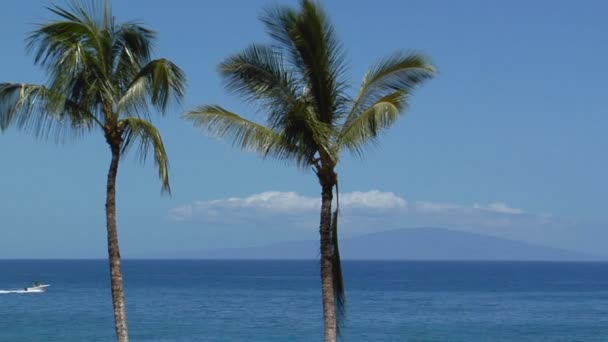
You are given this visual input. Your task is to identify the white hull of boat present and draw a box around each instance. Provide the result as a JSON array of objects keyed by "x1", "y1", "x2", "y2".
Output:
[{"x1": 24, "y1": 284, "x2": 50, "y2": 292}]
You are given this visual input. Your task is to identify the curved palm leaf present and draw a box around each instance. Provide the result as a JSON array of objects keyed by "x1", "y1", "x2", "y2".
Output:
[
  {"x1": 219, "y1": 44, "x2": 301, "y2": 130},
  {"x1": 29, "y1": 2, "x2": 107, "y2": 74},
  {"x1": 339, "y1": 90, "x2": 407, "y2": 156},
  {"x1": 346, "y1": 52, "x2": 435, "y2": 127},
  {"x1": 0, "y1": 83, "x2": 97, "y2": 138},
  {"x1": 120, "y1": 117, "x2": 171, "y2": 193},
  {"x1": 185, "y1": 105, "x2": 289, "y2": 157},
  {"x1": 220, "y1": 44, "x2": 294, "y2": 103},
  {"x1": 117, "y1": 58, "x2": 186, "y2": 117},
  {"x1": 112, "y1": 22, "x2": 155, "y2": 68},
  {"x1": 0, "y1": 83, "x2": 47, "y2": 131},
  {"x1": 111, "y1": 22, "x2": 156, "y2": 90}
]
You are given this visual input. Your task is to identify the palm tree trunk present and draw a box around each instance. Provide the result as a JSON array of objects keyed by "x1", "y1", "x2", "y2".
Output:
[
  {"x1": 319, "y1": 183, "x2": 337, "y2": 342},
  {"x1": 105, "y1": 143, "x2": 129, "y2": 342}
]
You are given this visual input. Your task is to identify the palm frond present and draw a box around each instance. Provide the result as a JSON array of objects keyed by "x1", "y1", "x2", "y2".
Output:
[
  {"x1": 346, "y1": 51, "x2": 435, "y2": 126},
  {"x1": 28, "y1": 2, "x2": 107, "y2": 74},
  {"x1": 120, "y1": 117, "x2": 170, "y2": 193},
  {"x1": 339, "y1": 91, "x2": 407, "y2": 156},
  {"x1": 112, "y1": 22, "x2": 156, "y2": 85},
  {"x1": 331, "y1": 181, "x2": 346, "y2": 335},
  {"x1": 220, "y1": 43, "x2": 293, "y2": 102},
  {"x1": 117, "y1": 58, "x2": 186, "y2": 117},
  {"x1": 219, "y1": 44, "x2": 301, "y2": 129},
  {"x1": 185, "y1": 105, "x2": 296, "y2": 159},
  {"x1": 0, "y1": 83, "x2": 42, "y2": 131},
  {"x1": 261, "y1": 0, "x2": 348, "y2": 125},
  {"x1": 47, "y1": 58, "x2": 111, "y2": 124},
  {"x1": 0, "y1": 83, "x2": 95, "y2": 139}
]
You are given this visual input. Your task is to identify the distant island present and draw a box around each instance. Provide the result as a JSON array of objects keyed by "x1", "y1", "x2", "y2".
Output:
[{"x1": 189, "y1": 227, "x2": 604, "y2": 261}]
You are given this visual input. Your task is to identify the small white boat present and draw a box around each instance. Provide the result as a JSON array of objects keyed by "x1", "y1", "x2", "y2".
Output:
[{"x1": 24, "y1": 283, "x2": 50, "y2": 292}]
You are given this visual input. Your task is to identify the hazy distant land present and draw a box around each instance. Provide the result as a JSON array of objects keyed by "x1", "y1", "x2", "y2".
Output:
[{"x1": 187, "y1": 228, "x2": 604, "y2": 261}]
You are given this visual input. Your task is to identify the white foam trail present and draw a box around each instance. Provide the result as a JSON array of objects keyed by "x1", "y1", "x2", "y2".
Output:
[{"x1": 0, "y1": 289, "x2": 44, "y2": 294}]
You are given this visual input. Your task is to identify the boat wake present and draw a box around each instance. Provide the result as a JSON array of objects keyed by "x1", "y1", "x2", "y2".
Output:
[
  {"x1": 0, "y1": 289, "x2": 45, "y2": 294},
  {"x1": 0, "y1": 283, "x2": 50, "y2": 294},
  {"x1": 0, "y1": 290, "x2": 44, "y2": 294}
]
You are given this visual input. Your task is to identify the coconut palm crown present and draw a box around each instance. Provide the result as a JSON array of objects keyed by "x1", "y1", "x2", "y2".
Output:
[
  {"x1": 0, "y1": 1, "x2": 185, "y2": 341},
  {"x1": 185, "y1": 1, "x2": 435, "y2": 340}
]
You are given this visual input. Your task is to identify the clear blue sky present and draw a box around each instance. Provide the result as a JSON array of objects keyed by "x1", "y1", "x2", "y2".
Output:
[{"x1": 0, "y1": 0, "x2": 606, "y2": 258}]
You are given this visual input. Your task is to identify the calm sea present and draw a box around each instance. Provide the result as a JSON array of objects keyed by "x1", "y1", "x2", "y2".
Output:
[{"x1": 1, "y1": 260, "x2": 608, "y2": 341}]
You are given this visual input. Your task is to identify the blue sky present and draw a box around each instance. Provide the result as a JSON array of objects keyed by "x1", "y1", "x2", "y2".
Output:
[{"x1": 0, "y1": 0, "x2": 607, "y2": 258}]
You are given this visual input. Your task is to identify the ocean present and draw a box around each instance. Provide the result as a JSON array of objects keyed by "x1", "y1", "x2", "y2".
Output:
[{"x1": 1, "y1": 260, "x2": 608, "y2": 341}]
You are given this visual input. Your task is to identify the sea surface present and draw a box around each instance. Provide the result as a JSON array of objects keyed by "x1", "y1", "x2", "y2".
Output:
[{"x1": 1, "y1": 260, "x2": 608, "y2": 341}]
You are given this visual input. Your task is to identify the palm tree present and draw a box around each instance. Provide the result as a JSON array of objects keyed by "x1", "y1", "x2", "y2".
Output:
[
  {"x1": 185, "y1": 1, "x2": 435, "y2": 340},
  {"x1": 0, "y1": 1, "x2": 185, "y2": 341}
]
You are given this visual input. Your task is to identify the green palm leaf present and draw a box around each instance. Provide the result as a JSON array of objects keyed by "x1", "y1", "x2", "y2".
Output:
[
  {"x1": 219, "y1": 44, "x2": 301, "y2": 130},
  {"x1": 0, "y1": 83, "x2": 96, "y2": 138},
  {"x1": 185, "y1": 105, "x2": 288, "y2": 157},
  {"x1": 111, "y1": 22, "x2": 156, "y2": 88},
  {"x1": 346, "y1": 52, "x2": 435, "y2": 127},
  {"x1": 117, "y1": 58, "x2": 186, "y2": 117},
  {"x1": 339, "y1": 90, "x2": 407, "y2": 156},
  {"x1": 220, "y1": 44, "x2": 294, "y2": 103},
  {"x1": 112, "y1": 22, "x2": 155, "y2": 67},
  {"x1": 120, "y1": 117, "x2": 171, "y2": 193},
  {"x1": 0, "y1": 83, "x2": 46, "y2": 131},
  {"x1": 29, "y1": 2, "x2": 107, "y2": 74}
]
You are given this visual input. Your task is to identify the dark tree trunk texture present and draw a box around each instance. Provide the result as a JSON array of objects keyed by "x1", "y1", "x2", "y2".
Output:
[
  {"x1": 105, "y1": 142, "x2": 129, "y2": 342},
  {"x1": 319, "y1": 180, "x2": 337, "y2": 342}
]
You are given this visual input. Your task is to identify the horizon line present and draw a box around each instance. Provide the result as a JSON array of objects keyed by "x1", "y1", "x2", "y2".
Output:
[{"x1": 1, "y1": 258, "x2": 608, "y2": 263}]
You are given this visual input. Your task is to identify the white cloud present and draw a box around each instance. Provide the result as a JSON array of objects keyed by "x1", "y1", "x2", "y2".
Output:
[
  {"x1": 411, "y1": 200, "x2": 524, "y2": 215},
  {"x1": 340, "y1": 191, "x2": 407, "y2": 210},
  {"x1": 414, "y1": 201, "x2": 462, "y2": 213},
  {"x1": 473, "y1": 202, "x2": 524, "y2": 215},
  {"x1": 169, "y1": 190, "x2": 407, "y2": 222},
  {"x1": 168, "y1": 205, "x2": 193, "y2": 222},
  {"x1": 221, "y1": 191, "x2": 318, "y2": 212},
  {"x1": 169, "y1": 191, "x2": 528, "y2": 223}
]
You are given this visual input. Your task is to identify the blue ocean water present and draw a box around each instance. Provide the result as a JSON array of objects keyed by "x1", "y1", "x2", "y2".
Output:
[{"x1": 1, "y1": 260, "x2": 608, "y2": 341}]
